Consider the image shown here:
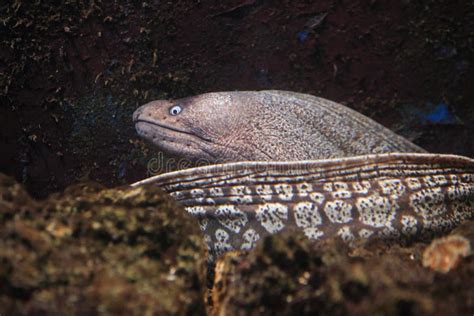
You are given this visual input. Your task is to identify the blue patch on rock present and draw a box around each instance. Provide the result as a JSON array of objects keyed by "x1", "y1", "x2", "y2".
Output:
[
  {"x1": 401, "y1": 102, "x2": 460, "y2": 126},
  {"x1": 297, "y1": 30, "x2": 309, "y2": 43},
  {"x1": 419, "y1": 102, "x2": 458, "y2": 124}
]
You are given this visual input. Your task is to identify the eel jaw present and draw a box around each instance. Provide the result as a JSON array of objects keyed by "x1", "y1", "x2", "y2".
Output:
[{"x1": 134, "y1": 120, "x2": 219, "y2": 162}]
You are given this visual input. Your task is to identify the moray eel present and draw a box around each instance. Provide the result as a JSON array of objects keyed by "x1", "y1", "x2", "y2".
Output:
[
  {"x1": 133, "y1": 91, "x2": 425, "y2": 162},
  {"x1": 132, "y1": 153, "x2": 474, "y2": 260}
]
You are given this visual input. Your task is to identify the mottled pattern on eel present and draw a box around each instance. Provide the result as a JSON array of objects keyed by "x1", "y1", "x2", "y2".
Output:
[{"x1": 133, "y1": 153, "x2": 474, "y2": 260}]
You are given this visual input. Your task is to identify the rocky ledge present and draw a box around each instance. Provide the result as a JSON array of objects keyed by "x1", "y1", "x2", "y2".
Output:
[
  {"x1": 0, "y1": 174, "x2": 206, "y2": 315},
  {"x1": 211, "y1": 222, "x2": 473, "y2": 315},
  {"x1": 0, "y1": 174, "x2": 472, "y2": 315}
]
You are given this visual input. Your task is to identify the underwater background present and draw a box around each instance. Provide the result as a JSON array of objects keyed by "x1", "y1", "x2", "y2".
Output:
[
  {"x1": 1, "y1": 0, "x2": 473, "y2": 198},
  {"x1": 0, "y1": 2, "x2": 473, "y2": 315}
]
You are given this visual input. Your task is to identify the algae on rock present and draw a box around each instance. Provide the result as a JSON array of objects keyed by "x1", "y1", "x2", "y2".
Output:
[
  {"x1": 211, "y1": 221, "x2": 474, "y2": 316},
  {"x1": 0, "y1": 174, "x2": 207, "y2": 315}
]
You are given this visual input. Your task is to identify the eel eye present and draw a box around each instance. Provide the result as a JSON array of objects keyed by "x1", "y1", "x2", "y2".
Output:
[{"x1": 169, "y1": 105, "x2": 182, "y2": 116}]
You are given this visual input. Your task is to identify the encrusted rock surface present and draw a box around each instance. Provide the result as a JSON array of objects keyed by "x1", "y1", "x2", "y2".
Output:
[
  {"x1": 0, "y1": 174, "x2": 206, "y2": 315},
  {"x1": 211, "y1": 221, "x2": 474, "y2": 315},
  {"x1": 1, "y1": 173, "x2": 472, "y2": 315}
]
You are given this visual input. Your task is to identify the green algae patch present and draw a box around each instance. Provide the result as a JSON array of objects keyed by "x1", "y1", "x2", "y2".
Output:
[{"x1": 0, "y1": 174, "x2": 206, "y2": 315}]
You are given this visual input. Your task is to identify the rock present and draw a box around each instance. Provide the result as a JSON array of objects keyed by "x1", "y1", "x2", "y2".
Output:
[
  {"x1": 1, "y1": 172, "x2": 472, "y2": 315},
  {"x1": 0, "y1": 174, "x2": 207, "y2": 315},
  {"x1": 211, "y1": 221, "x2": 474, "y2": 315}
]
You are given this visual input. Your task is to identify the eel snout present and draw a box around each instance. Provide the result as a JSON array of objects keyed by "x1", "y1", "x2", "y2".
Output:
[{"x1": 132, "y1": 104, "x2": 148, "y2": 123}]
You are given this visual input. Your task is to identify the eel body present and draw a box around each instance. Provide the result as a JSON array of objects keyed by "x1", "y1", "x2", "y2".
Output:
[
  {"x1": 132, "y1": 153, "x2": 474, "y2": 259},
  {"x1": 133, "y1": 91, "x2": 425, "y2": 162}
]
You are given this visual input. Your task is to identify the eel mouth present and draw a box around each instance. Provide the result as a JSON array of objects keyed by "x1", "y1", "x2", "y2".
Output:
[
  {"x1": 134, "y1": 119, "x2": 218, "y2": 160},
  {"x1": 135, "y1": 119, "x2": 202, "y2": 140}
]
